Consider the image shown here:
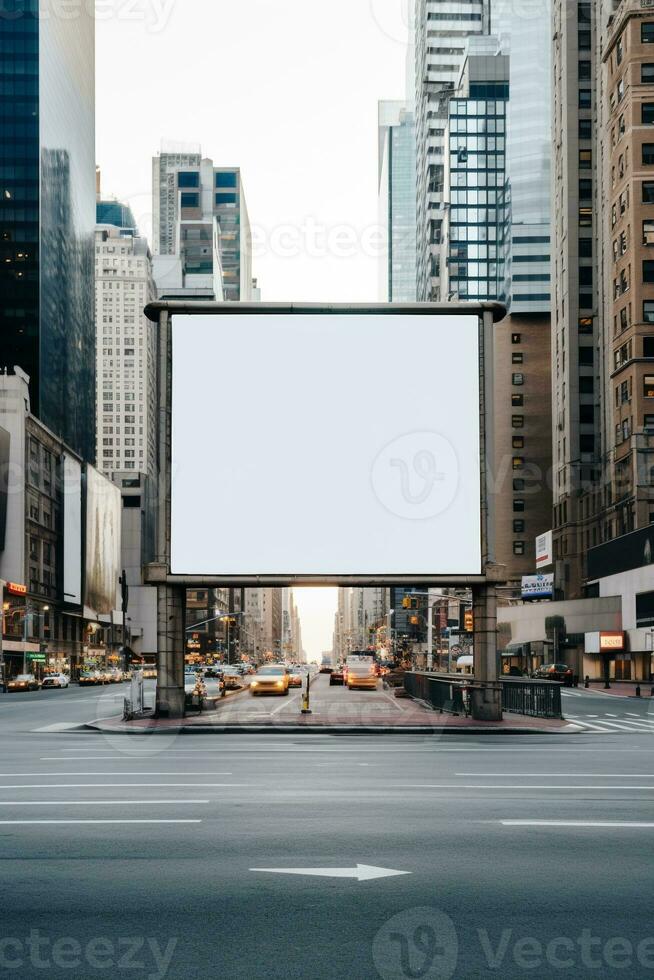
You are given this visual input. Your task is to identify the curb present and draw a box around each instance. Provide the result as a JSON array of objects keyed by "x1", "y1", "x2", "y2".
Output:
[{"x1": 81, "y1": 721, "x2": 576, "y2": 736}]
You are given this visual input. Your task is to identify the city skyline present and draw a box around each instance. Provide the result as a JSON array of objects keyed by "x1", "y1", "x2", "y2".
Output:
[{"x1": 96, "y1": 0, "x2": 408, "y2": 304}]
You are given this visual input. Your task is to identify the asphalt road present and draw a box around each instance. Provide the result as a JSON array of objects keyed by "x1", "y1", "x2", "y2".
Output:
[
  {"x1": 561, "y1": 687, "x2": 654, "y2": 733},
  {"x1": 1, "y1": 685, "x2": 654, "y2": 979}
]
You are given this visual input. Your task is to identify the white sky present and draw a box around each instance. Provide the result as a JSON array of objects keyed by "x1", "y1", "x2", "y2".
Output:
[{"x1": 96, "y1": 0, "x2": 410, "y2": 658}]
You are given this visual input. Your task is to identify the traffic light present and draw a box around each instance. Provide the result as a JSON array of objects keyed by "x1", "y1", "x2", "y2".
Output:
[
  {"x1": 402, "y1": 597, "x2": 411, "y2": 609},
  {"x1": 464, "y1": 610, "x2": 473, "y2": 632},
  {"x1": 410, "y1": 615, "x2": 419, "y2": 626}
]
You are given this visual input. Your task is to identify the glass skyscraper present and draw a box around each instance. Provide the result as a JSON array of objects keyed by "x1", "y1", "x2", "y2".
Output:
[
  {"x1": 378, "y1": 101, "x2": 417, "y2": 302},
  {"x1": 0, "y1": 1, "x2": 96, "y2": 461}
]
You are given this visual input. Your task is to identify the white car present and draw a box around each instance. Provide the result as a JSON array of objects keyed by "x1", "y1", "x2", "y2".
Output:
[{"x1": 40, "y1": 673, "x2": 70, "y2": 689}]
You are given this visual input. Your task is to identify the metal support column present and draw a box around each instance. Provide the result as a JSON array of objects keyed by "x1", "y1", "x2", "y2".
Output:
[
  {"x1": 472, "y1": 578, "x2": 502, "y2": 721},
  {"x1": 155, "y1": 582, "x2": 185, "y2": 718}
]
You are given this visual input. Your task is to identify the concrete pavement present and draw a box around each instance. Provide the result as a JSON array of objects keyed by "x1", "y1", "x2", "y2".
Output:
[{"x1": 1, "y1": 725, "x2": 654, "y2": 978}]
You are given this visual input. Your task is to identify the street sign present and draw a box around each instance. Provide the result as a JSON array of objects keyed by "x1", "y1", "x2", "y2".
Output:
[
  {"x1": 535, "y1": 530, "x2": 553, "y2": 570},
  {"x1": 521, "y1": 574, "x2": 554, "y2": 599}
]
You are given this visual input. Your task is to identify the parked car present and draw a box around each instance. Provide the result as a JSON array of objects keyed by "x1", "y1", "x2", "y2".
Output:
[
  {"x1": 329, "y1": 665, "x2": 345, "y2": 686},
  {"x1": 532, "y1": 663, "x2": 573, "y2": 683},
  {"x1": 41, "y1": 673, "x2": 70, "y2": 689},
  {"x1": 78, "y1": 671, "x2": 103, "y2": 686}
]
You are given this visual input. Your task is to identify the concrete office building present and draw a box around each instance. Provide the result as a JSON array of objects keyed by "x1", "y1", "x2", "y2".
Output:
[
  {"x1": 601, "y1": 0, "x2": 654, "y2": 538},
  {"x1": 95, "y1": 224, "x2": 157, "y2": 478},
  {"x1": 152, "y1": 144, "x2": 252, "y2": 301},
  {"x1": 0, "y1": 5, "x2": 95, "y2": 461},
  {"x1": 551, "y1": 0, "x2": 608, "y2": 597},
  {"x1": 0, "y1": 372, "x2": 124, "y2": 681},
  {"x1": 378, "y1": 101, "x2": 417, "y2": 301},
  {"x1": 440, "y1": 34, "x2": 553, "y2": 583},
  {"x1": 414, "y1": 0, "x2": 490, "y2": 301}
]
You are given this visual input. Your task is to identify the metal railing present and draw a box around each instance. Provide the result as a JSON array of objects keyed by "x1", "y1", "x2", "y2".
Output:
[
  {"x1": 500, "y1": 677, "x2": 562, "y2": 719},
  {"x1": 403, "y1": 672, "x2": 466, "y2": 715},
  {"x1": 404, "y1": 672, "x2": 563, "y2": 719}
]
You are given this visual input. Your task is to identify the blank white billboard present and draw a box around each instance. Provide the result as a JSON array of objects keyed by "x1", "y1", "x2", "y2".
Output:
[
  {"x1": 171, "y1": 313, "x2": 482, "y2": 577},
  {"x1": 63, "y1": 454, "x2": 82, "y2": 605}
]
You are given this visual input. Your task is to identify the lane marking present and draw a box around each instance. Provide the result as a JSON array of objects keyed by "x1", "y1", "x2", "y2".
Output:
[
  {"x1": 249, "y1": 864, "x2": 410, "y2": 881},
  {"x1": 456, "y1": 773, "x2": 654, "y2": 777},
  {"x1": 406, "y1": 784, "x2": 654, "y2": 790},
  {"x1": 0, "y1": 819, "x2": 202, "y2": 825},
  {"x1": 0, "y1": 783, "x2": 248, "y2": 789},
  {"x1": 0, "y1": 773, "x2": 233, "y2": 777},
  {"x1": 500, "y1": 821, "x2": 654, "y2": 828},
  {"x1": 0, "y1": 800, "x2": 209, "y2": 806},
  {"x1": 269, "y1": 693, "x2": 302, "y2": 716}
]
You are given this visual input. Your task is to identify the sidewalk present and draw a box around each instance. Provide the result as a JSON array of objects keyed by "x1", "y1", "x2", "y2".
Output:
[
  {"x1": 585, "y1": 681, "x2": 654, "y2": 698},
  {"x1": 84, "y1": 691, "x2": 574, "y2": 735}
]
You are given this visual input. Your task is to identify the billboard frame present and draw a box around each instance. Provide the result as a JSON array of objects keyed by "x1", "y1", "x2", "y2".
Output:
[{"x1": 144, "y1": 300, "x2": 506, "y2": 589}]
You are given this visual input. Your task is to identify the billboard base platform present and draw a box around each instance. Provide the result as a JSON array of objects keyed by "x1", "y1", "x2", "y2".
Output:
[{"x1": 82, "y1": 714, "x2": 574, "y2": 736}]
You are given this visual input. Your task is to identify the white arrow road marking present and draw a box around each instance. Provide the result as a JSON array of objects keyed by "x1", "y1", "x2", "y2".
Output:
[{"x1": 249, "y1": 865, "x2": 411, "y2": 881}]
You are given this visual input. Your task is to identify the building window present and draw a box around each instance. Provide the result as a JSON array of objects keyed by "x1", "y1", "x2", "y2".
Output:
[
  {"x1": 180, "y1": 192, "x2": 199, "y2": 208},
  {"x1": 645, "y1": 220, "x2": 654, "y2": 246},
  {"x1": 578, "y1": 61, "x2": 591, "y2": 80},
  {"x1": 579, "y1": 207, "x2": 592, "y2": 227},
  {"x1": 215, "y1": 192, "x2": 237, "y2": 205},
  {"x1": 579, "y1": 316, "x2": 594, "y2": 334},
  {"x1": 644, "y1": 65, "x2": 654, "y2": 84},
  {"x1": 512, "y1": 352, "x2": 523, "y2": 364},
  {"x1": 643, "y1": 181, "x2": 654, "y2": 204},
  {"x1": 645, "y1": 301, "x2": 654, "y2": 323},
  {"x1": 512, "y1": 373, "x2": 524, "y2": 386},
  {"x1": 644, "y1": 261, "x2": 654, "y2": 283},
  {"x1": 513, "y1": 479, "x2": 525, "y2": 491},
  {"x1": 643, "y1": 23, "x2": 654, "y2": 44},
  {"x1": 513, "y1": 499, "x2": 525, "y2": 513},
  {"x1": 579, "y1": 90, "x2": 591, "y2": 109},
  {"x1": 512, "y1": 457, "x2": 525, "y2": 470},
  {"x1": 512, "y1": 436, "x2": 525, "y2": 450},
  {"x1": 580, "y1": 434, "x2": 595, "y2": 454},
  {"x1": 579, "y1": 376, "x2": 594, "y2": 394},
  {"x1": 644, "y1": 337, "x2": 654, "y2": 358},
  {"x1": 644, "y1": 145, "x2": 654, "y2": 166},
  {"x1": 513, "y1": 520, "x2": 525, "y2": 533},
  {"x1": 579, "y1": 149, "x2": 592, "y2": 169},
  {"x1": 216, "y1": 172, "x2": 237, "y2": 188},
  {"x1": 178, "y1": 172, "x2": 199, "y2": 188},
  {"x1": 513, "y1": 541, "x2": 526, "y2": 556},
  {"x1": 512, "y1": 394, "x2": 524, "y2": 407},
  {"x1": 645, "y1": 414, "x2": 654, "y2": 430},
  {"x1": 645, "y1": 375, "x2": 654, "y2": 398},
  {"x1": 579, "y1": 347, "x2": 594, "y2": 366},
  {"x1": 512, "y1": 415, "x2": 524, "y2": 428}
]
